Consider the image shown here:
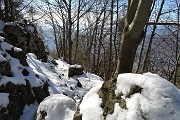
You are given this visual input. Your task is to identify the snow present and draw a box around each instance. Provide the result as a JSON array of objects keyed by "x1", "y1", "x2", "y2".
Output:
[
  {"x1": 27, "y1": 53, "x2": 103, "y2": 99},
  {"x1": 25, "y1": 25, "x2": 35, "y2": 33},
  {"x1": 36, "y1": 94, "x2": 76, "y2": 120},
  {"x1": 70, "y1": 64, "x2": 82, "y2": 68},
  {"x1": 107, "y1": 72, "x2": 180, "y2": 120},
  {"x1": 25, "y1": 53, "x2": 103, "y2": 119},
  {"x1": 20, "y1": 103, "x2": 38, "y2": 120},
  {"x1": 14, "y1": 47, "x2": 22, "y2": 52},
  {"x1": 80, "y1": 84, "x2": 104, "y2": 120},
  {"x1": 0, "y1": 20, "x2": 5, "y2": 33},
  {"x1": 0, "y1": 54, "x2": 6, "y2": 62},
  {"x1": 0, "y1": 93, "x2": 9, "y2": 108}
]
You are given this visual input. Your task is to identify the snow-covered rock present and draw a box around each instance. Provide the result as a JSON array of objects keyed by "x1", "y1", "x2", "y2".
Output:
[
  {"x1": 80, "y1": 84, "x2": 104, "y2": 120},
  {"x1": 36, "y1": 94, "x2": 76, "y2": 120},
  {"x1": 79, "y1": 73, "x2": 180, "y2": 120},
  {"x1": 68, "y1": 64, "x2": 84, "y2": 77}
]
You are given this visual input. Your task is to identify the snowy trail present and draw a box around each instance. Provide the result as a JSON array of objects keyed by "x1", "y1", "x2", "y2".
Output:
[
  {"x1": 20, "y1": 53, "x2": 103, "y2": 120},
  {"x1": 27, "y1": 53, "x2": 103, "y2": 96}
]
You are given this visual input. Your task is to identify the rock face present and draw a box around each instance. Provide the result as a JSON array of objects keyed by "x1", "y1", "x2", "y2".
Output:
[
  {"x1": 6, "y1": 48, "x2": 28, "y2": 66},
  {"x1": 0, "y1": 81, "x2": 49, "y2": 120},
  {"x1": 98, "y1": 80, "x2": 143, "y2": 118},
  {"x1": 68, "y1": 65, "x2": 84, "y2": 78},
  {"x1": 0, "y1": 60, "x2": 12, "y2": 77},
  {"x1": 32, "y1": 82, "x2": 49, "y2": 104},
  {"x1": 0, "y1": 21, "x2": 50, "y2": 120},
  {"x1": 3, "y1": 22, "x2": 48, "y2": 62}
]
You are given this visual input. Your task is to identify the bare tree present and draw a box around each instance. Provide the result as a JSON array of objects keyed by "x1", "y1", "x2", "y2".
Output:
[{"x1": 114, "y1": 0, "x2": 153, "y2": 76}]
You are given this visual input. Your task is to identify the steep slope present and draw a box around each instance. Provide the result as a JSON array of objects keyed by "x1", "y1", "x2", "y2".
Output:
[
  {"x1": 0, "y1": 20, "x2": 103, "y2": 120},
  {"x1": 0, "y1": 33, "x2": 49, "y2": 120}
]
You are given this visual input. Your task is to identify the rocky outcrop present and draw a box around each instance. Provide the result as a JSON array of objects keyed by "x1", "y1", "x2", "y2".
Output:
[
  {"x1": 0, "y1": 59, "x2": 12, "y2": 77},
  {"x1": 6, "y1": 48, "x2": 28, "y2": 66},
  {"x1": 32, "y1": 82, "x2": 49, "y2": 104},
  {"x1": 98, "y1": 79, "x2": 127, "y2": 118},
  {"x1": 3, "y1": 22, "x2": 48, "y2": 62},
  {"x1": 98, "y1": 80, "x2": 143, "y2": 119},
  {"x1": 0, "y1": 21, "x2": 50, "y2": 120},
  {"x1": 68, "y1": 65, "x2": 84, "y2": 78},
  {"x1": 0, "y1": 81, "x2": 49, "y2": 120}
]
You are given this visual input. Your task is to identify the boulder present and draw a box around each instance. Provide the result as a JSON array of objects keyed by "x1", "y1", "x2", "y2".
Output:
[{"x1": 68, "y1": 65, "x2": 84, "y2": 78}]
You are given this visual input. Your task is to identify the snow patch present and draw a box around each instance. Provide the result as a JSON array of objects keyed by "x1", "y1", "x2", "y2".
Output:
[
  {"x1": 36, "y1": 94, "x2": 76, "y2": 120},
  {"x1": 14, "y1": 47, "x2": 22, "y2": 52},
  {"x1": 70, "y1": 64, "x2": 82, "y2": 68},
  {"x1": 0, "y1": 93, "x2": 9, "y2": 108},
  {"x1": 80, "y1": 83, "x2": 104, "y2": 120},
  {"x1": 0, "y1": 54, "x2": 6, "y2": 62},
  {"x1": 20, "y1": 103, "x2": 38, "y2": 120}
]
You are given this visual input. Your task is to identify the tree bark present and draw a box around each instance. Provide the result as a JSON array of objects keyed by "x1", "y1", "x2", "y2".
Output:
[
  {"x1": 68, "y1": 0, "x2": 72, "y2": 64},
  {"x1": 114, "y1": 0, "x2": 153, "y2": 77},
  {"x1": 107, "y1": 0, "x2": 114, "y2": 80}
]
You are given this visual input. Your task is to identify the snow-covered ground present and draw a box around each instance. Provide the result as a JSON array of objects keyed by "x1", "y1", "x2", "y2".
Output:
[
  {"x1": 0, "y1": 33, "x2": 103, "y2": 120},
  {"x1": 24, "y1": 54, "x2": 103, "y2": 120}
]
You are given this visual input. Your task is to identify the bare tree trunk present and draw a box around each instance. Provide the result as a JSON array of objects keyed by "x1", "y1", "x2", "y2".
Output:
[
  {"x1": 135, "y1": 25, "x2": 148, "y2": 73},
  {"x1": 114, "y1": 0, "x2": 153, "y2": 77},
  {"x1": 143, "y1": 0, "x2": 165, "y2": 72},
  {"x1": 98, "y1": 1, "x2": 153, "y2": 116},
  {"x1": 68, "y1": 0, "x2": 72, "y2": 64},
  {"x1": 91, "y1": 6, "x2": 105, "y2": 73},
  {"x1": 113, "y1": 0, "x2": 119, "y2": 68},
  {"x1": 97, "y1": 7, "x2": 107, "y2": 75},
  {"x1": 74, "y1": 0, "x2": 81, "y2": 63},
  {"x1": 48, "y1": 6, "x2": 61, "y2": 58},
  {"x1": 4, "y1": 0, "x2": 9, "y2": 21},
  {"x1": 107, "y1": 0, "x2": 114, "y2": 80}
]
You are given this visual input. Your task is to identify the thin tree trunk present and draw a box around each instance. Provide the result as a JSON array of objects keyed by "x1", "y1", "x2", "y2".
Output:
[
  {"x1": 113, "y1": 0, "x2": 119, "y2": 68},
  {"x1": 97, "y1": 8, "x2": 106, "y2": 74},
  {"x1": 143, "y1": 0, "x2": 165, "y2": 72},
  {"x1": 107, "y1": 0, "x2": 114, "y2": 80},
  {"x1": 74, "y1": 0, "x2": 81, "y2": 63},
  {"x1": 4, "y1": 0, "x2": 9, "y2": 21},
  {"x1": 68, "y1": 0, "x2": 72, "y2": 64},
  {"x1": 135, "y1": 25, "x2": 148, "y2": 73}
]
